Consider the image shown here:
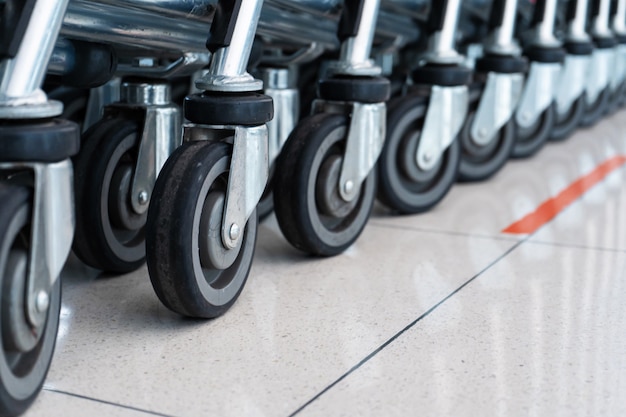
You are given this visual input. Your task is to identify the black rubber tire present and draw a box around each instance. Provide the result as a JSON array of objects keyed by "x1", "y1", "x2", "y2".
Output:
[
  {"x1": 273, "y1": 113, "x2": 376, "y2": 256},
  {"x1": 146, "y1": 141, "x2": 257, "y2": 319},
  {"x1": 458, "y1": 100, "x2": 515, "y2": 182},
  {"x1": 0, "y1": 184, "x2": 61, "y2": 417},
  {"x1": 579, "y1": 88, "x2": 610, "y2": 127},
  {"x1": 376, "y1": 95, "x2": 461, "y2": 214},
  {"x1": 73, "y1": 116, "x2": 146, "y2": 273},
  {"x1": 550, "y1": 95, "x2": 586, "y2": 142},
  {"x1": 511, "y1": 104, "x2": 555, "y2": 159}
]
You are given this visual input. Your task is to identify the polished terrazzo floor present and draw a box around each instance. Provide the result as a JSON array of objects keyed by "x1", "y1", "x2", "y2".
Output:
[{"x1": 24, "y1": 109, "x2": 626, "y2": 416}]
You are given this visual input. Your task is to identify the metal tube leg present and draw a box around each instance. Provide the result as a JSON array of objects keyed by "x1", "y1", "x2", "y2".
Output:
[
  {"x1": 196, "y1": 0, "x2": 264, "y2": 92},
  {"x1": 0, "y1": 0, "x2": 69, "y2": 116},
  {"x1": 425, "y1": 0, "x2": 464, "y2": 64}
]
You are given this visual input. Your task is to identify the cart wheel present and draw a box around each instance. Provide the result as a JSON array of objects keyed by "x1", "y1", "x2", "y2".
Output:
[
  {"x1": 146, "y1": 141, "x2": 257, "y2": 318},
  {"x1": 458, "y1": 107, "x2": 515, "y2": 182},
  {"x1": 377, "y1": 95, "x2": 460, "y2": 214},
  {"x1": 550, "y1": 95, "x2": 585, "y2": 141},
  {"x1": 73, "y1": 116, "x2": 146, "y2": 273},
  {"x1": 579, "y1": 88, "x2": 610, "y2": 127},
  {"x1": 0, "y1": 184, "x2": 61, "y2": 417},
  {"x1": 273, "y1": 113, "x2": 376, "y2": 256},
  {"x1": 511, "y1": 103, "x2": 555, "y2": 158}
]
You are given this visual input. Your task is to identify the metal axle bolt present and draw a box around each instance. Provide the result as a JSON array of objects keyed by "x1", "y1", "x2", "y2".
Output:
[
  {"x1": 36, "y1": 291, "x2": 50, "y2": 313},
  {"x1": 138, "y1": 191, "x2": 149, "y2": 205},
  {"x1": 229, "y1": 223, "x2": 241, "y2": 241},
  {"x1": 343, "y1": 180, "x2": 354, "y2": 195},
  {"x1": 478, "y1": 128, "x2": 488, "y2": 138},
  {"x1": 423, "y1": 152, "x2": 433, "y2": 164}
]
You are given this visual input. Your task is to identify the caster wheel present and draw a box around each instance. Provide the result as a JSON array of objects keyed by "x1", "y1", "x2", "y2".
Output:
[
  {"x1": 146, "y1": 141, "x2": 257, "y2": 318},
  {"x1": 273, "y1": 113, "x2": 376, "y2": 256},
  {"x1": 511, "y1": 104, "x2": 555, "y2": 158},
  {"x1": 376, "y1": 95, "x2": 461, "y2": 214},
  {"x1": 580, "y1": 88, "x2": 610, "y2": 127},
  {"x1": 73, "y1": 116, "x2": 146, "y2": 273},
  {"x1": 550, "y1": 95, "x2": 585, "y2": 142},
  {"x1": 0, "y1": 184, "x2": 61, "y2": 417},
  {"x1": 458, "y1": 101, "x2": 515, "y2": 182}
]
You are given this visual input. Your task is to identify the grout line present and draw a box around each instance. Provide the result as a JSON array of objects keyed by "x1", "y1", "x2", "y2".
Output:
[
  {"x1": 367, "y1": 221, "x2": 522, "y2": 243},
  {"x1": 43, "y1": 388, "x2": 176, "y2": 417},
  {"x1": 287, "y1": 236, "x2": 529, "y2": 416},
  {"x1": 290, "y1": 155, "x2": 624, "y2": 415},
  {"x1": 524, "y1": 239, "x2": 626, "y2": 254}
]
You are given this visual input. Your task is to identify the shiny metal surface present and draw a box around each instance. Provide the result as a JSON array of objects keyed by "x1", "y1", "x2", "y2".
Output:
[
  {"x1": 530, "y1": 0, "x2": 560, "y2": 47},
  {"x1": 0, "y1": 160, "x2": 74, "y2": 329},
  {"x1": 83, "y1": 78, "x2": 121, "y2": 132},
  {"x1": 592, "y1": 0, "x2": 613, "y2": 39},
  {"x1": 196, "y1": 0, "x2": 264, "y2": 92},
  {"x1": 555, "y1": 55, "x2": 590, "y2": 114},
  {"x1": 585, "y1": 48, "x2": 613, "y2": 104},
  {"x1": 471, "y1": 72, "x2": 524, "y2": 146},
  {"x1": 338, "y1": 102, "x2": 386, "y2": 202},
  {"x1": 63, "y1": 1, "x2": 339, "y2": 55},
  {"x1": 269, "y1": 0, "x2": 341, "y2": 15},
  {"x1": 566, "y1": 0, "x2": 590, "y2": 42},
  {"x1": 609, "y1": 45, "x2": 626, "y2": 91},
  {"x1": 515, "y1": 62, "x2": 560, "y2": 128},
  {"x1": 425, "y1": 0, "x2": 464, "y2": 64},
  {"x1": 221, "y1": 125, "x2": 269, "y2": 249},
  {"x1": 263, "y1": 68, "x2": 299, "y2": 165},
  {"x1": 613, "y1": 0, "x2": 626, "y2": 35},
  {"x1": 335, "y1": 0, "x2": 382, "y2": 76},
  {"x1": 0, "y1": 0, "x2": 68, "y2": 112},
  {"x1": 117, "y1": 83, "x2": 182, "y2": 215},
  {"x1": 484, "y1": 0, "x2": 521, "y2": 56},
  {"x1": 417, "y1": 85, "x2": 469, "y2": 171}
]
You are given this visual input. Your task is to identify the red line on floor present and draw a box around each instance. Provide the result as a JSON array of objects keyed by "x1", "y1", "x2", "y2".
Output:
[{"x1": 502, "y1": 155, "x2": 626, "y2": 235}]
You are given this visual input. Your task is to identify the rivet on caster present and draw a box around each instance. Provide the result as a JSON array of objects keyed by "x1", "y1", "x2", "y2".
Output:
[
  {"x1": 273, "y1": 0, "x2": 389, "y2": 256},
  {"x1": 377, "y1": 0, "x2": 469, "y2": 213},
  {"x1": 579, "y1": 0, "x2": 615, "y2": 127},
  {"x1": 146, "y1": 0, "x2": 272, "y2": 318},
  {"x1": 73, "y1": 81, "x2": 181, "y2": 273},
  {"x1": 0, "y1": 0, "x2": 79, "y2": 414},
  {"x1": 511, "y1": 0, "x2": 564, "y2": 158},
  {"x1": 457, "y1": 0, "x2": 526, "y2": 181}
]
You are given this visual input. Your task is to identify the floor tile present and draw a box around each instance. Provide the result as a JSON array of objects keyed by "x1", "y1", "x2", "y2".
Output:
[
  {"x1": 528, "y1": 162, "x2": 626, "y2": 251},
  {"x1": 24, "y1": 389, "x2": 157, "y2": 417},
  {"x1": 296, "y1": 243, "x2": 626, "y2": 417},
  {"x1": 43, "y1": 220, "x2": 515, "y2": 417}
]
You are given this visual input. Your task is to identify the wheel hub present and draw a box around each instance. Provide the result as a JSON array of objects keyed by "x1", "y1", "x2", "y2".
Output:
[
  {"x1": 400, "y1": 131, "x2": 441, "y2": 183},
  {"x1": 316, "y1": 154, "x2": 359, "y2": 218},
  {"x1": 109, "y1": 162, "x2": 146, "y2": 231},
  {"x1": 199, "y1": 192, "x2": 242, "y2": 271}
]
